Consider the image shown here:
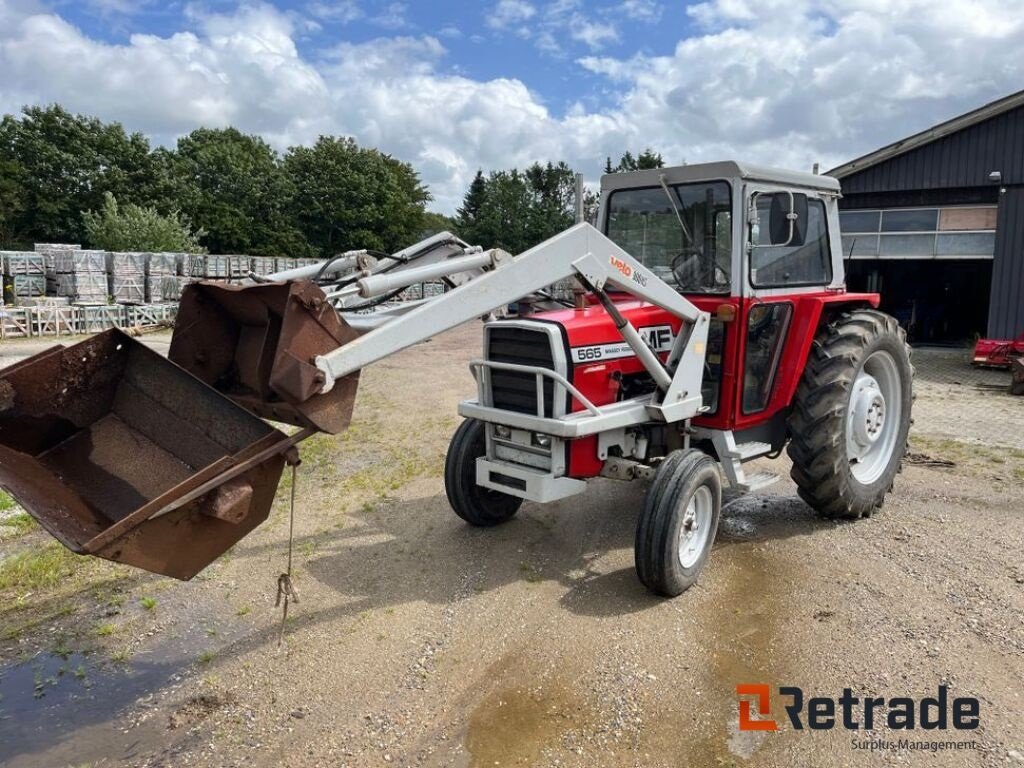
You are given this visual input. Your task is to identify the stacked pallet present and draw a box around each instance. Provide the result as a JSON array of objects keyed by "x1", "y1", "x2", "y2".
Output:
[
  {"x1": 250, "y1": 256, "x2": 276, "y2": 277},
  {"x1": 146, "y1": 252, "x2": 179, "y2": 303},
  {"x1": 50, "y1": 249, "x2": 109, "y2": 304},
  {"x1": 225, "y1": 255, "x2": 250, "y2": 281},
  {"x1": 158, "y1": 275, "x2": 189, "y2": 301},
  {"x1": 108, "y1": 252, "x2": 147, "y2": 304},
  {"x1": 34, "y1": 243, "x2": 81, "y2": 278},
  {"x1": 190, "y1": 255, "x2": 230, "y2": 279},
  {"x1": 274, "y1": 257, "x2": 298, "y2": 273},
  {"x1": 2, "y1": 252, "x2": 47, "y2": 299}
]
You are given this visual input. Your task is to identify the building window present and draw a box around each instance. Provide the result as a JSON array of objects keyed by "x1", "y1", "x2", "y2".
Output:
[
  {"x1": 840, "y1": 206, "x2": 997, "y2": 259},
  {"x1": 881, "y1": 209, "x2": 939, "y2": 232}
]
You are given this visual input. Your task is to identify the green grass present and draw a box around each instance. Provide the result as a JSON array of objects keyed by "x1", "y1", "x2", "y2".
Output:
[
  {"x1": 912, "y1": 435, "x2": 1024, "y2": 470},
  {"x1": 0, "y1": 512, "x2": 37, "y2": 536},
  {"x1": 139, "y1": 596, "x2": 157, "y2": 611},
  {"x1": 197, "y1": 650, "x2": 216, "y2": 665},
  {"x1": 518, "y1": 562, "x2": 543, "y2": 583},
  {"x1": 235, "y1": 605, "x2": 251, "y2": 617},
  {"x1": 0, "y1": 491, "x2": 16, "y2": 512},
  {"x1": 95, "y1": 623, "x2": 116, "y2": 637},
  {"x1": 0, "y1": 544, "x2": 79, "y2": 591}
]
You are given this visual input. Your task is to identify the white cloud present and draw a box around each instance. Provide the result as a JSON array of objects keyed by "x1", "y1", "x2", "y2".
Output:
[
  {"x1": 619, "y1": 0, "x2": 661, "y2": 22},
  {"x1": 307, "y1": 0, "x2": 362, "y2": 24},
  {"x1": 486, "y1": 0, "x2": 536, "y2": 30},
  {"x1": 1, "y1": 0, "x2": 1023, "y2": 216},
  {"x1": 569, "y1": 16, "x2": 618, "y2": 49},
  {"x1": 369, "y1": 2, "x2": 409, "y2": 30}
]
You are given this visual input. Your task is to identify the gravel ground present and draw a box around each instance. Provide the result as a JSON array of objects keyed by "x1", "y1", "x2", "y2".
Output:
[{"x1": 0, "y1": 324, "x2": 1021, "y2": 768}]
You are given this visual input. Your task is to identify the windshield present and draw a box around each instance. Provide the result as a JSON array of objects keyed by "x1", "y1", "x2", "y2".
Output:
[{"x1": 605, "y1": 181, "x2": 732, "y2": 294}]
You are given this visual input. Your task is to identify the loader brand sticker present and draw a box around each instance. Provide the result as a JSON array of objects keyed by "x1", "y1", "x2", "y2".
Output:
[
  {"x1": 609, "y1": 254, "x2": 648, "y2": 287},
  {"x1": 736, "y1": 684, "x2": 979, "y2": 753},
  {"x1": 570, "y1": 324, "x2": 674, "y2": 363}
]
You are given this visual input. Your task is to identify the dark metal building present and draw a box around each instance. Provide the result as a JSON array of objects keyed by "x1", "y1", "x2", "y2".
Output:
[{"x1": 828, "y1": 90, "x2": 1024, "y2": 343}]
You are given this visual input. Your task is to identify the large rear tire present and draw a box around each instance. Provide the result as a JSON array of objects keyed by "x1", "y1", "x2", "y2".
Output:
[
  {"x1": 635, "y1": 449, "x2": 722, "y2": 597},
  {"x1": 788, "y1": 310, "x2": 913, "y2": 519},
  {"x1": 444, "y1": 419, "x2": 523, "y2": 527}
]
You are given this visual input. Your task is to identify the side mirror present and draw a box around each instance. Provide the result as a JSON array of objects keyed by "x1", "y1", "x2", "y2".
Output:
[{"x1": 768, "y1": 192, "x2": 808, "y2": 246}]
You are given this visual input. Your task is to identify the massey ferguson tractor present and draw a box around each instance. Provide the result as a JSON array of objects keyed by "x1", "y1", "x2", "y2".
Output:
[{"x1": 0, "y1": 161, "x2": 913, "y2": 597}]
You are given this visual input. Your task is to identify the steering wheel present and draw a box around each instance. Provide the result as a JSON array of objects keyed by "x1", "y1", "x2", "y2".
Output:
[{"x1": 671, "y1": 249, "x2": 729, "y2": 290}]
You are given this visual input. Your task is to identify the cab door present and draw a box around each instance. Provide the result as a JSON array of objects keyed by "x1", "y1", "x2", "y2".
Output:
[{"x1": 730, "y1": 186, "x2": 838, "y2": 431}]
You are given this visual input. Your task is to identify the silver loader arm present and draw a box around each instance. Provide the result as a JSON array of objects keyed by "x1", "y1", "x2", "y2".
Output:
[{"x1": 314, "y1": 223, "x2": 711, "y2": 425}]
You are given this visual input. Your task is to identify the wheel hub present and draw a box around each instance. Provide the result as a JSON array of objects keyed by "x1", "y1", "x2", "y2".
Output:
[
  {"x1": 845, "y1": 351, "x2": 903, "y2": 485},
  {"x1": 678, "y1": 488, "x2": 712, "y2": 569},
  {"x1": 850, "y1": 375, "x2": 886, "y2": 447}
]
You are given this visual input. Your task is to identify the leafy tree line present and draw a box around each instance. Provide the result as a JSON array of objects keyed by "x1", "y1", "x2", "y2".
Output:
[
  {"x1": 0, "y1": 104, "x2": 664, "y2": 258},
  {"x1": 0, "y1": 105, "x2": 429, "y2": 256},
  {"x1": 453, "y1": 150, "x2": 661, "y2": 254}
]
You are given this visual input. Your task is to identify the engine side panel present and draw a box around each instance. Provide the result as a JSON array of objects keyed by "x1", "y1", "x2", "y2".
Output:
[{"x1": 527, "y1": 291, "x2": 879, "y2": 478}]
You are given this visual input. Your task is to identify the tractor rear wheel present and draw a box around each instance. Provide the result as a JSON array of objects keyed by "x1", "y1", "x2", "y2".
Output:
[
  {"x1": 635, "y1": 449, "x2": 722, "y2": 597},
  {"x1": 788, "y1": 310, "x2": 913, "y2": 519},
  {"x1": 444, "y1": 419, "x2": 523, "y2": 527}
]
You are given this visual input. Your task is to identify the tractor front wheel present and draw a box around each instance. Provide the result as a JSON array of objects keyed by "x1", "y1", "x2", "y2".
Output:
[
  {"x1": 635, "y1": 449, "x2": 722, "y2": 597},
  {"x1": 444, "y1": 419, "x2": 523, "y2": 527},
  {"x1": 788, "y1": 310, "x2": 913, "y2": 519}
]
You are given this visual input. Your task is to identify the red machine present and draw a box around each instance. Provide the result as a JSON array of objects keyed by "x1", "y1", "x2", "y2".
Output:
[
  {"x1": 3, "y1": 162, "x2": 914, "y2": 598},
  {"x1": 973, "y1": 333, "x2": 1024, "y2": 367}
]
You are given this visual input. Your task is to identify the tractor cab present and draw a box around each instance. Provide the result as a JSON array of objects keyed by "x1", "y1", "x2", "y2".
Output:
[{"x1": 596, "y1": 162, "x2": 874, "y2": 442}]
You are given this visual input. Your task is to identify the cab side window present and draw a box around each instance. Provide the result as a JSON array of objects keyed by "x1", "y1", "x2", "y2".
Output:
[{"x1": 750, "y1": 198, "x2": 831, "y2": 287}]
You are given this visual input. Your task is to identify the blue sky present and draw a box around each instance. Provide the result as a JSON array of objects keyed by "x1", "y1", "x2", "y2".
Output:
[
  {"x1": 52, "y1": 0, "x2": 685, "y2": 113},
  {"x1": 2, "y1": 0, "x2": 1023, "y2": 212}
]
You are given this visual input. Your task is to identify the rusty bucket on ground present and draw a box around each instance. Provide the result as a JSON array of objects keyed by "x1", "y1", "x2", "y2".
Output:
[
  {"x1": 0, "y1": 329, "x2": 304, "y2": 580},
  {"x1": 169, "y1": 280, "x2": 360, "y2": 434}
]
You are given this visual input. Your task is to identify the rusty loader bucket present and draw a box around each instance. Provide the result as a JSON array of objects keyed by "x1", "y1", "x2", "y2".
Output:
[
  {"x1": 0, "y1": 329, "x2": 302, "y2": 580},
  {"x1": 169, "y1": 280, "x2": 361, "y2": 433}
]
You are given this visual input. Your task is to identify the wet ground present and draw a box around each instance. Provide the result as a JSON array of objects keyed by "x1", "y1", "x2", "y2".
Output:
[{"x1": 0, "y1": 325, "x2": 1021, "y2": 767}]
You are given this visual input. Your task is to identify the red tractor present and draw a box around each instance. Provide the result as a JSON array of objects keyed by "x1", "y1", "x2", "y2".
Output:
[{"x1": 0, "y1": 162, "x2": 913, "y2": 598}]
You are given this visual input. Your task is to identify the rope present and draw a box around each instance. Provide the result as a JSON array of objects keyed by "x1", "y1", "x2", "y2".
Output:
[{"x1": 276, "y1": 459, "x2": 301, "y2": 648}]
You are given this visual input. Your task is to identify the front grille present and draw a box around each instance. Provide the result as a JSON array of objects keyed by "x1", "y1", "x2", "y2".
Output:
[{"x1": 486, "y1": 325, "x2": 557, "y2": 417}]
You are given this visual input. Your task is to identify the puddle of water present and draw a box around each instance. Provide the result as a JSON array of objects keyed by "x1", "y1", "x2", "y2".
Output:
[
  {"x1": 639, "y1": 542, "x2": 791, "y2": 765},
  {"x1": 0, "y1": 648, "x2": 183, "y2": 764},
  {"x1": 465, "y1": 682, "x2": 589, "y2": 767},
  {"x1": 0, "y1": 589, "x2": 255, "y2": 766}
]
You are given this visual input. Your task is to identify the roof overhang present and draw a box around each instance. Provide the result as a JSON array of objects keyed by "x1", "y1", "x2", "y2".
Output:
[{"x1": 827, "y1": 89, "x2": 1024, "y2": 180}]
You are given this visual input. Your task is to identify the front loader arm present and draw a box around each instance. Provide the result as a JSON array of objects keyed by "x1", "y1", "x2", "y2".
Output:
[{"x1": 314, "y1": 223, "x2": 710, "y2": 424}]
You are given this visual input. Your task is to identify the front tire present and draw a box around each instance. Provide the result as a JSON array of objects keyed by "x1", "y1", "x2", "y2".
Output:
[
  {"x1": 635, "y1": 449, "x2": 722, "y2": 597},
  {"x1": 788, "y1": 310, "x2": 913, "y2": 519},
  {"x1": 444, "y1": 419, "x2": 522, "y2": 527}
]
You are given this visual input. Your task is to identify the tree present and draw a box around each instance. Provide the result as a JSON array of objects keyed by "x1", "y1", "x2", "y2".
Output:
[
  {"x1": 421, "y1": 211, "x2": 456, "y2": 237},
  {"x1": 284, "y1": 136, "x2": 429, "y2": 255},
  {"x1": 455, "y1": 170, "x2": 487, "y2": 235},
  {"x1": 0, "y1": 105, "x2": 158, "y2": 244},
  {"x1": 606, "y1": 149, "x2": 665, "y2": 173},
  {"x1": 83, "y1": 192, "x2": 205, "y2": 253},
  {"x1": 454, "y1": 162, "x2": 576, "y2": 252},
  {"x1": 171, "y1": 127, "x2": 310, "y2": 257},
  {"x1": 0, "y1": 156, "x2": 26, "y2": 248}
]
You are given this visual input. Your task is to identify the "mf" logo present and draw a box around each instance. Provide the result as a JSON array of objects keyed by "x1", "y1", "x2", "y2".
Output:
[{"x1": 737, "y1": 684, "x2": 778, "y2": 731}]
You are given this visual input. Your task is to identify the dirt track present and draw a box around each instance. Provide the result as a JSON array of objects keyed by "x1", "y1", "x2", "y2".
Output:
[{"x1": 0, "y1": 325, "x2": 1022, "y2": 767}]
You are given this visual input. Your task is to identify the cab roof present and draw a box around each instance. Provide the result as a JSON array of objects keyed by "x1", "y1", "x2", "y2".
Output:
[{"x1": 600, "y1": 161, "x2": 841, "y2": 195}]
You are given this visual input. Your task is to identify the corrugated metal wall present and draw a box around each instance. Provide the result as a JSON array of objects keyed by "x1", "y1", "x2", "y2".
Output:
[
  {"x1": 836, "y1": 103, "x2": 1024, "y2": 338},
  {"x1": 840, "y1": 104, "x2": 1024, "y2": 193},
  {"x1": 989, "y1": 187, "x2": 1024, "y2": 338}
]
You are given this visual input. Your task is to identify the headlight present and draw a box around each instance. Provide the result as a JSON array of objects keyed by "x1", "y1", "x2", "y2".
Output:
[
  {"x1": 494, "y1": 424, "x2": 511, "y2": 439},
  {"x1": 532, "y1": 432, "x2": 552, "y2": 448}
]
